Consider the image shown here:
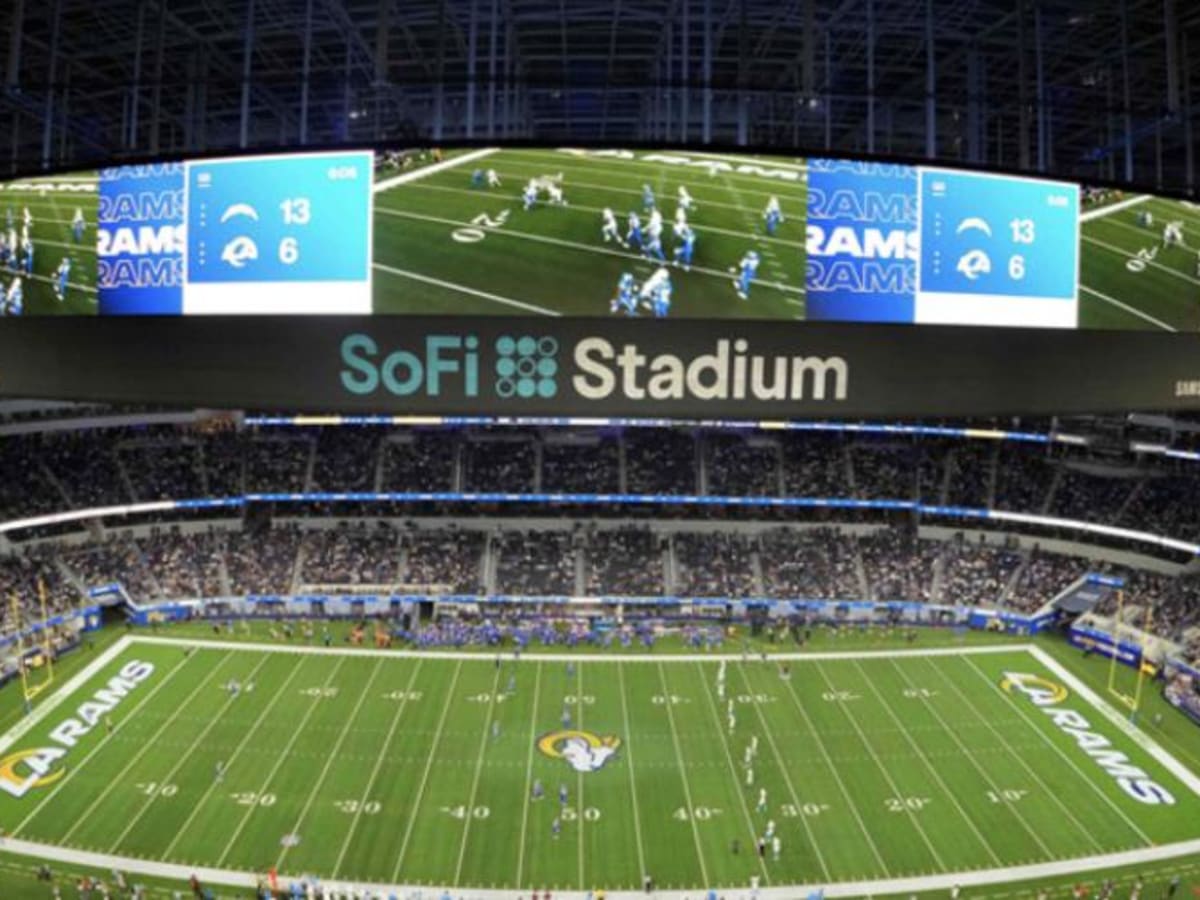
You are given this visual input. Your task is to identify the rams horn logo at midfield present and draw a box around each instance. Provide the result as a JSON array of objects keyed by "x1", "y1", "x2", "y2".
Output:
[
  {"x1": 0, "y1": 749, "x2": 66, "y2": 797},
  {"x1": 1000, "y1": 672, "x2": 1069, "y2": 706},
  {"x1": 537, "y1": 730, "x2": 621, "y2": 773}
]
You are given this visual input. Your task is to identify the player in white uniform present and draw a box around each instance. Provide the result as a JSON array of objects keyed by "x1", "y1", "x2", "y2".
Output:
[
  {"x1": 1162, "y1": 221, "x2": 1185, "y2": 248},
  {"x1": 639, "y1": 267, "x2": 671, "y2": 306},
  {"x1": 601, "y1": 208, "x2": 622, "y2": 244},
  {"x1": 485, "y1": 169, "x2": 502, "y2": 188},
  {"x1": 71, "y1": 208, "x2": 86, "y2": 243},
  {"x1": 648, "y1": 208, "x2": 664, "y2": 238},
  {"x1": 546, "y1": 182, "x2": 566, "y2": 206},
  {"x1": 757, "y1": 787, "x2": 768, "y2": 813},
  {"x1": 673, "y1": 205, "x2": 689, "y2": 237},
  {"x1": 677, "y1": 185, "x2": 695, "y2": 212},
  {"x1": 54, "y1": 257, "x2": 71, "y2": 302},
  {"x1": 21, "y1": 207, "x2": 32, "y2": 230}
]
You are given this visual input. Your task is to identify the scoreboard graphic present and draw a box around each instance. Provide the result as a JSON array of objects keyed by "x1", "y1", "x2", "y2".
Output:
[
  {"x1": 915, "y1": 168, "x2": 1079, "y2": 327},
  {"x1": 97, "y1": 151, "x2": 372, "y2": 315}
]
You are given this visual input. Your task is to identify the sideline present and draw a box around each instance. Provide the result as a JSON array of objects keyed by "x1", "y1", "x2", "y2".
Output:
[{"x1": 373, "y1": 148, "x2": 499, "y2": 193}]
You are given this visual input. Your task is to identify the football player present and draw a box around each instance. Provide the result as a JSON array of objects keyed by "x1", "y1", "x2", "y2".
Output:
[{"x1": 735, "y1": 250, "x2": 760, "y2": 300}]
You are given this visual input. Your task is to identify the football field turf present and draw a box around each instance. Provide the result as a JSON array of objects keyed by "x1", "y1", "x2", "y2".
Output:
[
  {"x1": 371, "y1": 147, "x2": 1200, "y2": 331},
  {"x1": 0, "y1": 175, "x2": 98, "y2": 316},
  {"x1": 2, "y1": 636, "x2": 1198, "y2": 896}
]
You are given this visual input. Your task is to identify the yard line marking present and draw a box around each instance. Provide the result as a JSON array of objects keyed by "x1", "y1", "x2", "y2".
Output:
[
  {"x1": 398, "y1": 180, "x2": 805, "y2": 248},
  {"x1": 477, "y1": 164, "x2": 780, "y2": 214},
  {"x1": 920, "y1": 656, "x2": 1105, "y2": 854},
  {"x1": 1080, "y1": 194, "x2": 1151, "y2": 222},
  {"x1": 217, "y1": 657, "x2": 349, "y2": 865},
  {"x1": 453, "y1": 666, "x2": 503, "y2": 886},
  {"x1": 372, "y1": 262, "x2": 562, "y2": 317},
  {"x1": 128, "y1": 633, "x2": 1030, "y2": 663},
  {"x1": 6, "y1": 831, "x2": 1200, "y2": 899},
  {"x1": 882, "y1": 658, "x2": 1048, "y2": 861},
  {"x1": 275, "y1": 658, "x2": 386, "y2": 870},
  {"x1": 514, "y1": 661, "x2": 543, "y2": 888},
  {"x1": 1027, "y1": 645, "x2": 1200, "y2": 800},
  {"x1": 392, "y1": 660, "x2": 464, "y2": 882},
  {"x1": 0, "y1": 634, "x2": 132, "y2": 755},
  {"x1": 654, "y1": 662, "x2": 711, "y2": 888},
  {"x1": 732, "y1": 662, "x2": 832, "y2": 881},
  {"x1": 615, "y1": 661, "x2": 649, "y2": 882},
  {"x1": 13, "y1": 645, "x2": 202, "y2": 837},
  {"x1": 63, "y1": 652, "x2": 245, "y2": 847},
  {"x1": 374, "y1": 148, "x2": 500, "y2": 193},
  {"x1": 158, "y1": 654, "x2": 310, "y2": 859},
  {"x1": 332, "y1": 658, "x2": 426, "y2": 877},
  {"x1": 809, "y1": 659, "x2": 947, "y2": 869},
  {"x1": 1083, "y1": 234, "x2": 1200, "y2": 286},
  {"x1": 1079, "y1": 285, "x2": 1176, "y2": 331},
  {"x1": 851, "y1": 658, "x2": 1004, "y2": 866},
  {"x1": 776, "y1": 671, "x2": 891, "y2": 876},
  {"x1": 373, "y1": 205, "x2": 803, "y2": 295},
  {"x1": 576, "y1": 662, "x2": 586, "y2": 889},
  {"x1": 960, "y1": 655, "x2": 1155, "y2": 845},
  {"x1": 501, "y1": 149, "x2": 805, "y2": 198},
  {"x1": 694, "y1": 663, "x2": 771, "y2": 886}
]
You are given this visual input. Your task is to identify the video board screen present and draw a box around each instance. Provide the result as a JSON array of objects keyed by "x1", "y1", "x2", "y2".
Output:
[{"x1": 0, "y1": 146, "x2": 1196, "y2": 330}]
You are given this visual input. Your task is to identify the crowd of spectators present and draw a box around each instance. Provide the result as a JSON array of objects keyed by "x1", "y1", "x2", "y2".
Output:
[
  {"x1": 938, "y1": 536, "x2": 1023, "y2": 607},
  {"x1": 401, "y1": 527, "x2": 486, "y2": 593},
  {"x1": 542, "y1": 437, "x2": 620, "y2": 493},
  {"x1": 858, "y1": 526, "x2": 940, "y2": 602},
  {"x1": 462, "y1": 437, "x2": 538, "y2": 492},
  {"x1": 585, "y1": 527, "x2": 664, "y2": 595},
  {"x1": 381, "y1": 434, "x2": 457, "y2": 492},
  {"x1": 298, "y1": 523, "x2": 400, "y2": 586},
  {"x1": 495, "y1": 529, "x2": 577, "y2": 594},
  {"x1": 758, "y1": 527, "x2": 862, "y2": 599},
  {"x1": 674, "y1": 532, "x2": 758, "y2": 597},
  {"x1": 706, "y1": 435, "x2": 779, "y2": 497}
]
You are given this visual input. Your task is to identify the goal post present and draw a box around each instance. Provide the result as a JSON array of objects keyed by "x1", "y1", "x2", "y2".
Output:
[
  {"x1": 12, "y1": 580, "x2": 56, "y2": 708},
  {"x1": 1105, "y1": 588, "x2": 1153, "y2": 718}
]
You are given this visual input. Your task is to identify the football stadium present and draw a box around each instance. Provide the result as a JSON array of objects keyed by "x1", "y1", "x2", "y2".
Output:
[{"x1": 2, "y1": 1, "x2": 1200, "y2": 899}]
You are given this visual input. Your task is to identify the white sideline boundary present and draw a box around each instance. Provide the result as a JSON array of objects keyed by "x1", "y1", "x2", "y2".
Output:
[
  {"x1": 373, "y1": 148, "x2": 499, "y2": 193},
  {"x1": 1028, "y1": 645, "x2": 1200, "y2": 799},
  {"x1": 0, "y1": 635, "x2": 132, "y2": 755},
  {"x1": 3, "y1": 638, "x2": 1200, "y2": 898},
  {"x1": 1080, "y1": 194, "x2": 1151, "y2": 222},
  {"x1": 121, "y1": 633, "x2": 1027, "y2": 663}
]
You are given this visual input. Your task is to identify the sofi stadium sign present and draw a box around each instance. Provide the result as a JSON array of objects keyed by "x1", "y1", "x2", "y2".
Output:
[
  {"x1": 339, "y1": 333, "x2": 850, "y2": 404},
  {"x1": 1000, "y1": 672, "x2": 1174, "y2": 805},
  {"x1": 0, "y1": 659, "x2": 155, "y2": 799}
]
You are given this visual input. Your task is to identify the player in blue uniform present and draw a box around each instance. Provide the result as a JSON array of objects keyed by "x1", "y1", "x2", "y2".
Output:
[
  {"x1": 642, "y1": 184, "x2": 656, "y2": 210},
  {"x1": 626, "y1": 212, "x2": 643, "y2": 250},
  {"x1": 651, "y1": 277, "x2": 672, "y2": 318},
  {"x1": 531, "y1": 779, "x2": 544, "y2": 801},
  {"x1": 734, "y1": 250, "x2": 760, "y2": 300},
  {"x1": 763, "y1": 196, "x2": 783, "y2": 235},
  {"x1": 470, "y1": 168, "x2": 485, "y2": 188},
  {"x1": 71, "y1": 208, "x2": 86, "y2": 243},
  {"x1": 674, "y1": 225, "x2": 696, "y2": 271},
  {"x1": 522, "y1": 180, "x2": 539, "y2": 211},
  {"x1": 558, "y1": 783, "x2": 569, "y2": 806},
  {"x1": 54, "y1": 257, "x2": 70, "y2": 302},
  {"x1": 611, "y1": 273, "x2": 639, "y2": 316}
]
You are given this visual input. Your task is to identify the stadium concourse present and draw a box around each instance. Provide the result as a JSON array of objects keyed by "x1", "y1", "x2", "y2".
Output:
[{"x1": 0, "y1": 410, "x2": 1196, "y2": 662}]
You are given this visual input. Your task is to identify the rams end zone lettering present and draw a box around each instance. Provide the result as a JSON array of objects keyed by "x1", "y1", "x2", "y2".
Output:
[
  {"x1": 1001, "y1": 671, "x2": 1175, "y2": 806},
  {"x1": 0, "y1": 660, "x2": 155, "y2": 799}
]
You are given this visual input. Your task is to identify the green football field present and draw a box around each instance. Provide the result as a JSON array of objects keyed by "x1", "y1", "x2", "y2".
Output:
[
  {"x1": 0, "y1": 175, "x2": 98, "y2": 316},
  {"x1": 2, "y1": 635, "x2": 1198, "y2": 896},
  {"x1": 371, "y1": 147, "x2": 1200, "y2": 330}
]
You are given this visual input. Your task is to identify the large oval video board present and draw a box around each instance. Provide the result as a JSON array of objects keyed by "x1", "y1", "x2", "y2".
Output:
[{"x1": 0, "y1": 146, "x2": 1196, "y2": 330}]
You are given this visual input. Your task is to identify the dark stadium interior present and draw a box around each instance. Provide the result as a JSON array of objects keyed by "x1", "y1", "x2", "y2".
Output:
[{"x1": 1, "y1": 1, "x2": 1200, "y2": 898}]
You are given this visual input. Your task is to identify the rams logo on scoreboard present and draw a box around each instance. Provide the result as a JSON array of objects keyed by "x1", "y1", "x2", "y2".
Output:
[
  {"x1": 1000, "y1": 672, "x2": 1069, "y2": 706},
  {"x1": 537, "y1": 729, "x2": 621, "y2": 773}
]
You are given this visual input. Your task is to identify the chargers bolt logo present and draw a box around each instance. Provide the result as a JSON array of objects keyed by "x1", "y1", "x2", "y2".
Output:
[
  {"x1": 495, "y1": 335, "x2": 558, "y2": 399},
  {"x1": 537, "y1": 729, "x2": 621, "y2": 773}
]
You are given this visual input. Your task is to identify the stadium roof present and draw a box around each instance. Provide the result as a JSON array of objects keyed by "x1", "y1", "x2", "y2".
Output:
[{"x1": 0, "y1": 0, "x2": 1197, "y2": 192}]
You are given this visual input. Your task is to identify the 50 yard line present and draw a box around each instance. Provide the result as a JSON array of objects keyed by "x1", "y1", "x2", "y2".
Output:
[
  {"x1": 515, "y1": 661, "x2": 544, "y2": 889},
  {"x1": 615, "y1": 662, "x2": 649, "y2": 884}
]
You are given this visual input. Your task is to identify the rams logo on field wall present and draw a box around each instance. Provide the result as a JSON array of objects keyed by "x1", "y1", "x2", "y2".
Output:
[
  {"x1": 1000, "y1": 672, "x2": 1069, "y2": 706},
  {"x1": 0, "y1": 748, "x2": 66, "y2": 797},
  {"x1": 537, "y1": 730, "x2": 621, "y2": 773}
]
